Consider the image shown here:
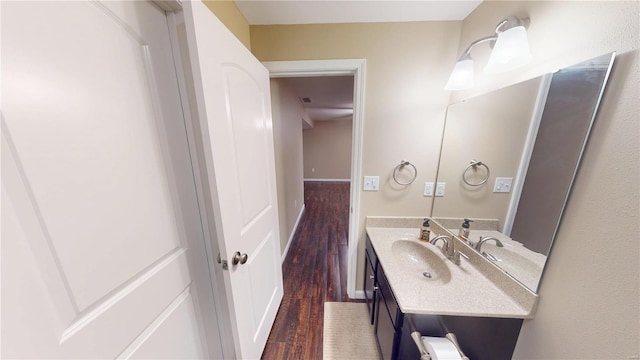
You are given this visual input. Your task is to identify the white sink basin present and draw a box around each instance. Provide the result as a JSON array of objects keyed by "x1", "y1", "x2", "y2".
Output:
[{"x1": 391, "y1": 240, "x2": 451, "y2": 284}]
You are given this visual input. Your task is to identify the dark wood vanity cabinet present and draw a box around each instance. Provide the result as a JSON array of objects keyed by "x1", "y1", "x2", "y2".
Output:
[
  {"x1": 365, "y1": 236, "x2": 524, "y2": 360},
  {"x1": 366, "y1": 235, "x2": 404, "y2": 360}
]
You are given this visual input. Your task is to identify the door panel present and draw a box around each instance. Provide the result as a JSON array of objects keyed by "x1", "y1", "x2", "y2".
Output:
[
  {"x1": 247, "y1": 232, "x2": 280, "y2": 329},
  {"x1": 182, "y1": 1, "x2": 284, "y2": 358},
  {"x1": 4, "y1": 0, "x2": 183, "y2": 311},
  {"x1": 223, "y1": 67, "x2": 272, "y2": 227},
  {"x1": 2, "y1": 116, "x2": 197, "y2": 357},
  {"x1": 2, "y1": 1, "x2": 220, "y2": 358},
  {"x1": 126, "y1": 291, "x2": 205, "y2": 359}
]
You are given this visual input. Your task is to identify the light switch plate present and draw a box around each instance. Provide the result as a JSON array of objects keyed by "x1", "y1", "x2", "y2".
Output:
[
  {"x1": 363, "y1": 176, "x2": 380, "y2": 191},
  {"x1": 493, "y1": 177, "x2": 513, "y2": 193},
  {"x1": 435, "y1": 182, "x2": 446, "y2": 197},
  {"x1": 424, "y1": 182, "x2": 434, "y2": 196}
]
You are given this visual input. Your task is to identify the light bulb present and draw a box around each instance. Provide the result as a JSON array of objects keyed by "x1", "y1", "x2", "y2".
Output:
[
  {"x1": 445, "y1": 58, "x2": 474, "y2": 91},
  {"x1": 485, "y1": 26, "x2": 531, "y2": 73}
]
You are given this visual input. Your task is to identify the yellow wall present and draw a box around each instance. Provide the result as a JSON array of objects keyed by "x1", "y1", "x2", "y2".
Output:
[
  {"x1": 455, "y1": 2, "x2": 639, "y2": 358},
  {"x1": 270, "y1": 79, "x2": 305, "y2": 254},
  {"x1": 303, "y1": 120, "x2": 353, "y2": 180},
  {"x1": 434, "y1": 77, "x2": 541, "y2": 228},
  {"x1": 202, "y1": 0, "x2": 251, "y2": 50},
  {"x1": 250, "y1": 3, "x2": 639, "y2": 357},
  {"x1": 24, "y1": 1, "x2": 636, "y2": 357},
  {"x1": 251, "y1": 21, "x2": 462, "y2": 290}
]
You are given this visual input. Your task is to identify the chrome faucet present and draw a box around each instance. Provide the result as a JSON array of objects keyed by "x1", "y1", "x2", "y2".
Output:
[
  {"x1": 430, "y1": 235, "x2": 451, "y2": 256},
  {"x1": 430, "y1": 235, "x2": 468, "y2": 265},
  {"x1": 475, "y1": 236, "x2": 504, "y2": 252}
]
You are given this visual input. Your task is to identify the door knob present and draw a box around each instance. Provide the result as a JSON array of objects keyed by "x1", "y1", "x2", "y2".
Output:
[{"x1": 231, "y1": 251, "x2": 248, "y2": 265}]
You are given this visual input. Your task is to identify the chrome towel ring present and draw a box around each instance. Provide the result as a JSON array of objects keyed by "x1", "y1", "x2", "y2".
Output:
[
  {"x1": 462, "y1": 159, "x2": 490, "y2": 186},
  {"x1": 393, "y1": 160, "x2": 417, "y2": 185}
]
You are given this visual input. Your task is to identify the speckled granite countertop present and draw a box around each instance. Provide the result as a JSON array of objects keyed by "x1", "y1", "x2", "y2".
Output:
[
  {"x1": 453, "y1": 229, "x2": 547, "y2": 292},
  {"x1": 366, "y1": 217, "x2": 538, "y2": 319}
]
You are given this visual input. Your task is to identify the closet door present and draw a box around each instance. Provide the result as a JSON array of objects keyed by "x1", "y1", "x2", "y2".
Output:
[{"x1": 2, "y1": 1, "x2": 219, "y2": 358}]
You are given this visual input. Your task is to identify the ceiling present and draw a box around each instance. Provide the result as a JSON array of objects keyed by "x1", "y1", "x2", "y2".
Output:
[
  {"x1": 235, "y1": 1, "x2": 483, "y2": 25},
  {"x1": 285, "y1": 76, "x2": 354, "y2": 122},
  {"x1": 246, "y1": 1, "x2": 483, "y2": 124}
]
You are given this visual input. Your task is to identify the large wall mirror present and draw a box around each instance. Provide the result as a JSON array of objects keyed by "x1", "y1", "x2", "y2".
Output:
[{"x1": 431, "y1": 52, "x2": 616, "y2": 292}]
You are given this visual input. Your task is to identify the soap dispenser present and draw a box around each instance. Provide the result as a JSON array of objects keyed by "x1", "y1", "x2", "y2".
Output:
[
  {"x1": 458, "y1": 218, "x2": 473, "y2": 241},
  {"x1": 420, "y1": 219, "x2": 431, "y2": 241}
]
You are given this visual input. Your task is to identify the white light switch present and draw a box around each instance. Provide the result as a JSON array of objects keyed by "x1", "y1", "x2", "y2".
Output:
[
  {"x1": 493, "y1": 177, "x2": 513, "y2": 193},
  {"x1": 435, "y1": 182, "x2": 446, "y2": 197},
  {"x1": 424, "y1": 182, "x2": 434, "y2": 197},
  {"x1": 363, "y1": 176, "x2": 380, "y2": 191}
]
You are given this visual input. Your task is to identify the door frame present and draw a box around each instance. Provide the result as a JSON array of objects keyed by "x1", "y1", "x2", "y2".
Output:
[{"x1": 263, "y1": 59, "x2": 367, "y2": 299}]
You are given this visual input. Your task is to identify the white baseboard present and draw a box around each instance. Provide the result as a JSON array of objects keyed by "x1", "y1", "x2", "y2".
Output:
[
  {"x1": 352, "y1": 290, "x2": 366, "y2": 300},
  {"x1": 304, "y1": 178, "x2": 351, "y2": 182},
  {"x1": 281, "y1": 204, "x2": 305, "y2": 264}
]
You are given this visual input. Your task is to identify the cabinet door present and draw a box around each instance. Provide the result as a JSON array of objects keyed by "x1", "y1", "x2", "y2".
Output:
[
  {"x1": 375, "y1": 294, "x2": 397, "y2": 360},
  {"x1": 375, "y1": 267, "x2": 403, "y2": 360},
  {"x1": 364, "y1": 250, "x2": 376, "y2": 324},
  {"x1": 377, "y1": 266, "x2": 401, "y2": 330}
]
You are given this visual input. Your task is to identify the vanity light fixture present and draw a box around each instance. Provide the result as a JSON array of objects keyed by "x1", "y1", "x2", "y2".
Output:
[{"x1": 445, "y1": 16, "x2": 531, "y2": 91}]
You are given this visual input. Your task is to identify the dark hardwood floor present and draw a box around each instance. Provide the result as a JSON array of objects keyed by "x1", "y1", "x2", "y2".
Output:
[{"x1": 261, "y1": 181, "x2": 362, "y2": 360}]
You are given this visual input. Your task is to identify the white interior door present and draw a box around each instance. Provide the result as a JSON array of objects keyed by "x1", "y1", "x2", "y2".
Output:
[
  {"x1": 182, "y1": 1, "x2": 284, "y2": 358},
  {"x1": 1, "y1": 1, "x2": 222, "y2": 358}
]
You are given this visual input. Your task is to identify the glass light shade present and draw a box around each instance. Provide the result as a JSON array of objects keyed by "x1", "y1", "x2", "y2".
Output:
[
  {"x1": 484, "y1": 26, "x2": 531, "y2": 73},
  {"x1": 444, "y1": 58, "x2": 474, "y2": 91}
]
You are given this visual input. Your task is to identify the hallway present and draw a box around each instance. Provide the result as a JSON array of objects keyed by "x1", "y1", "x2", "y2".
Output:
[{"x1": 261, "y1": 181, "x2": 361, "y2": 359}]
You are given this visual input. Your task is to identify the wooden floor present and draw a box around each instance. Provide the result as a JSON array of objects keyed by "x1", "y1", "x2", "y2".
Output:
[{"x1": 261, "y1": 181, "x2": 362, "y2": 360}]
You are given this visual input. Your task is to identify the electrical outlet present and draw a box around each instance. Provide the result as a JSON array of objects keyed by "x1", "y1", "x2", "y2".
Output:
[
  {"x1": 363, "y1": 176, "x2": 380, "y2": 191},
  {"x1": 493, "y1": 177, "x2": 513, "y2": 193},
  {"x1": 435, "y1": 182, "x2": 446, "y2": 197},
  {"x1": 424, "y1": 182, "x2": 434, "y2": 196}
]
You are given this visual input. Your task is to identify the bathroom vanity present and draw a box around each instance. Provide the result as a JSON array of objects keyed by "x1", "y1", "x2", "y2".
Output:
[
  {"x1": 365, "y1": 217, "x2": 538, "y2": 360},
  {"x1": 361, "y1": 52, "x2": 616, "y2": 360}
]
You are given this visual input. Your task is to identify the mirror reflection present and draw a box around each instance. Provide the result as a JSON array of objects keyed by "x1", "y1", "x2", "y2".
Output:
[{"x1": 431, "y1": 52, "x2": 616, "y2": 292}]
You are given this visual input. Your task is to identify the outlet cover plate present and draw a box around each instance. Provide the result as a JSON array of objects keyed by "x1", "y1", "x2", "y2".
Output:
[{"x1": 435, "y1": 182, "x2": 446, "y2": 197}]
